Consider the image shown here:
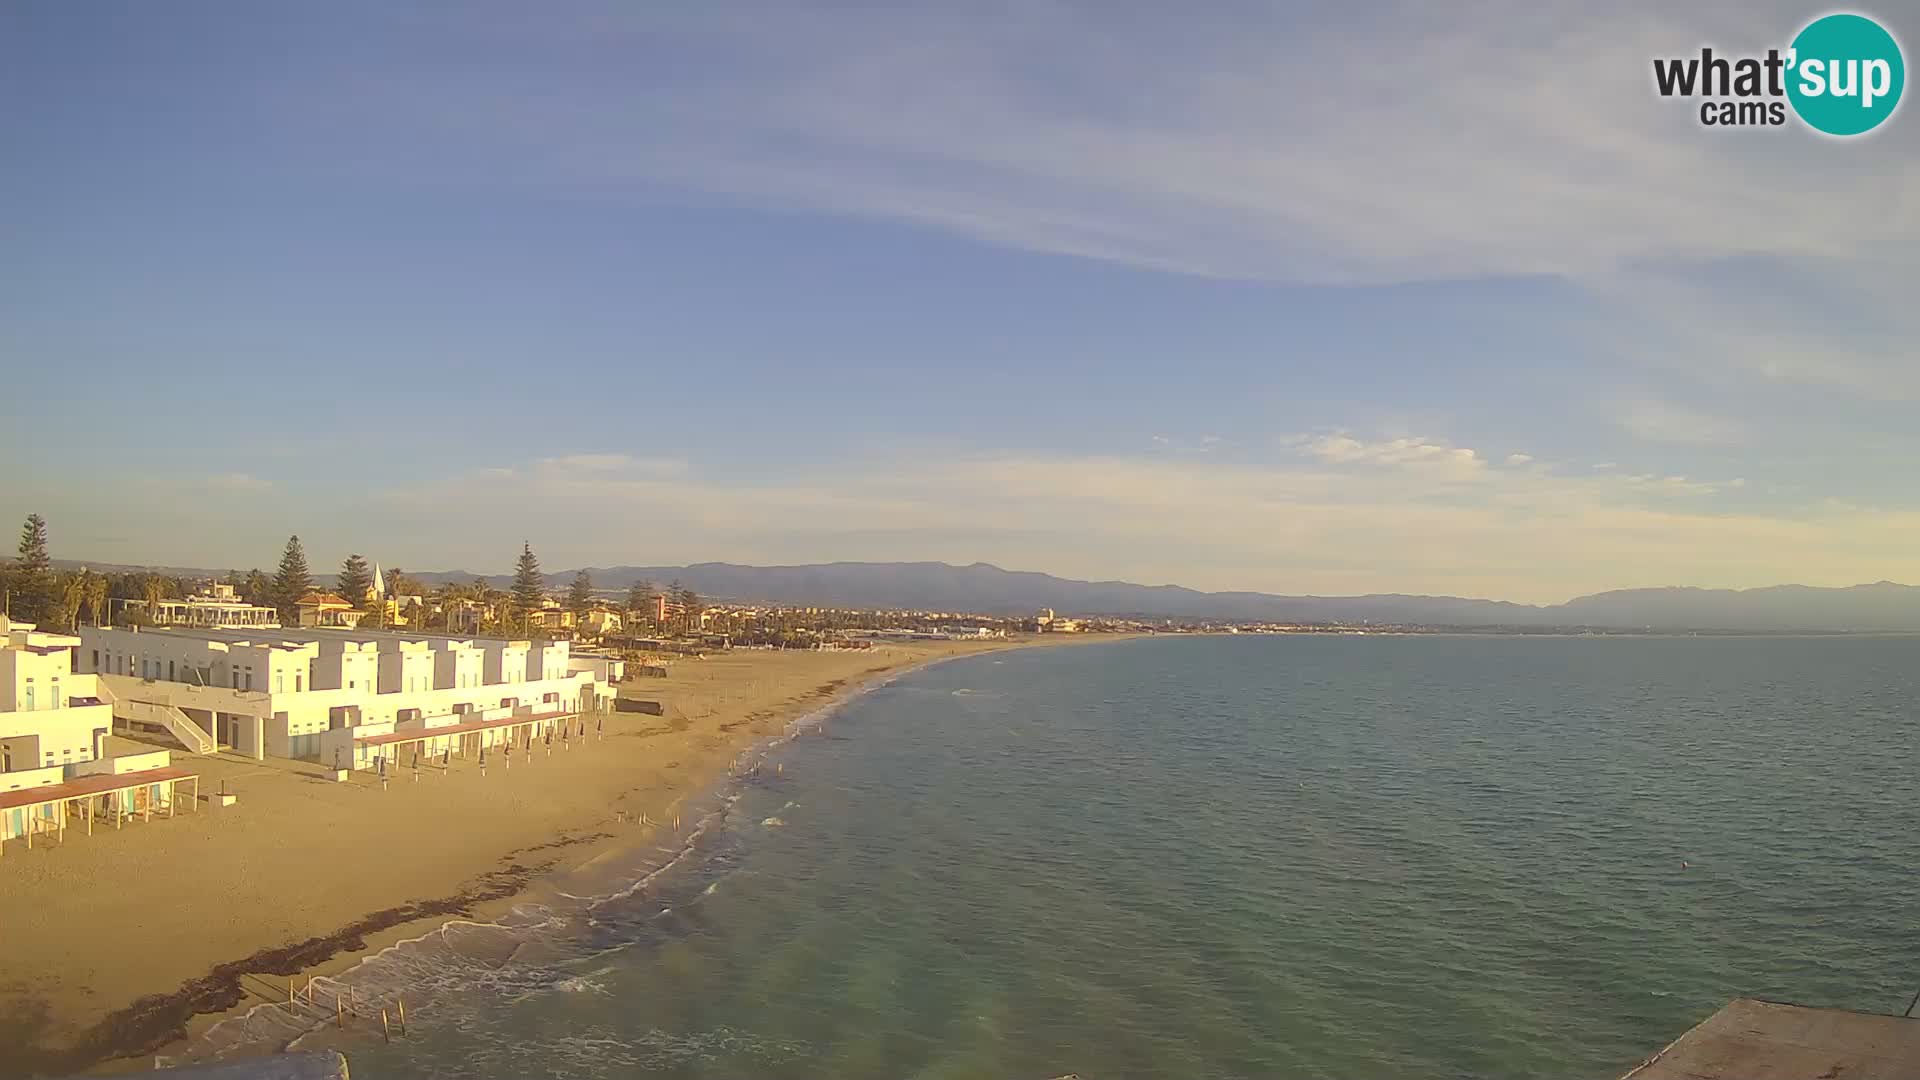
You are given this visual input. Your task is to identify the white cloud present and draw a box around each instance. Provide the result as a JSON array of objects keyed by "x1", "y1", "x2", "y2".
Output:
[
  {"x1": 1505, "y1": 453, "x2": 1534, "y2": 466},
  {"x1": 1303, "y1": 435, "x2": 1483, "y2": 475}
]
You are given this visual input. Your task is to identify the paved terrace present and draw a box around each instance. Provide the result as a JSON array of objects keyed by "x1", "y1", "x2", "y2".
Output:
[{"x1": 1622, "y1": 998, "x2": 1920, "y2": 1079}]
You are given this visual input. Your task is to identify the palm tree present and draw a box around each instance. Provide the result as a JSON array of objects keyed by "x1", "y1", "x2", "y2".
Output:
[
  {"x1": 85, "y1": 573, "x2": 109, "y2": 627},
  {"x1": 143, "y1": 575, "x2": 166, "y2": 624},
  {"x1": 58, "y1": 572, "x2": 86, "y2": 633}
]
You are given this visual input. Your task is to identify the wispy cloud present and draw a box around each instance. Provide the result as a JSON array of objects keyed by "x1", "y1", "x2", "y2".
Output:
[
  {"x1": 338, "y1": 1, "x2": 1914, "y2": 286},
  {"x1": 357, "y1": 439, "x2": 1915, "y2": 603},
  {"x1": 205, "y1": 472, "x2": 273, "y2": 493},
  {"x1": 1616, "y1": 400, "x2": 1744, "y2": 445}
]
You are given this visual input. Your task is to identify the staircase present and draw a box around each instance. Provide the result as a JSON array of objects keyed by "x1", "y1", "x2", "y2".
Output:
[{"x1": 117, "y1": 699, "x2": 216, "y2": 755}]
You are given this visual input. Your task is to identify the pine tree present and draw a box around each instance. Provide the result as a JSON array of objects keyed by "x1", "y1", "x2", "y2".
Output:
[
  {"x1": 338, "y1": 554, "x2": 374, "y2": 606},
  {"x1": 273, "y1": 535, "x2": 314, "y2": 623},
  {"x1": 12, "y1": 513, "x2": 54, "y2": 624},
  {"x1": 511, "y1": 542, "x2": 544, "y2": 629},
  {"x1": 567, "y1": 570, "x2": 594, "y2": 616}
]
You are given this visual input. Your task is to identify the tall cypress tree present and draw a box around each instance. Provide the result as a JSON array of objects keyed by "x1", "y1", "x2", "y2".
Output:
[
  {"x1": 273, "y1": 535, "x2": 314, "y2": 623},
  {"x1": 12, "y1": 513, "x2": 54, "y2": 625},
  {"x1": 338, "y1": 553, "x2": 374, "y2": 605},
  {"x1": 567, "y1": 569, "x2": 594, "y2": 616},
  {"x1": 511, "y1": 542, "x2": 544, "y2": 627}
]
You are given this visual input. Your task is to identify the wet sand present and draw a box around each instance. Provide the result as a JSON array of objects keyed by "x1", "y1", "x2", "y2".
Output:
[{"x1": 0, "y1": 637, "x2": 1102, "y2": 1077}]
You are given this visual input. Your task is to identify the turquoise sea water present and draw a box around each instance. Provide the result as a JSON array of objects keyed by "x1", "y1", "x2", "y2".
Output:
[{"x1": 313, "y1": 635, "x2": 1919, "y2": 1079}]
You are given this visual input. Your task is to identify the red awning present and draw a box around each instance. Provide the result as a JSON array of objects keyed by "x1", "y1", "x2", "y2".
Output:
[
  {"x1": 0, "y1": 766, "x2": 198, "y2": 811},
  {"x1": 355, "y1": 710, "x2": 575, "y2": 748}
]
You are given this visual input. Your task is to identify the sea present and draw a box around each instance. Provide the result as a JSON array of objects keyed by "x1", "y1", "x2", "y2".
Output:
[{"x1": 179, "y1": 634, "x2": 1920, "y2": 1079}]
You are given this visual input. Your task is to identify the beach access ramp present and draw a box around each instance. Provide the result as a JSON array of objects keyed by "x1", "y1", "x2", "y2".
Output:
[{"x1": 1621, "y1": 997, "x2": 1920, "y2": 1078}]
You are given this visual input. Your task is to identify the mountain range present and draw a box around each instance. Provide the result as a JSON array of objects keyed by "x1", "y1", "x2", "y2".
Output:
[
  {"x1": 50, "y1": 557, "x2": 1920, "y2": 632},
  {"x1": 395, "y1": 561, "x2": 1920, "y2": 633}
]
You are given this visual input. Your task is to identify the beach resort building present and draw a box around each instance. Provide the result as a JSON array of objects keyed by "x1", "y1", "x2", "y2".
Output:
[
  {"x1": 77, "y1": 626, "x2": 612, "y2": 766},
  {"x1": 1, "y1": 616, "x2": 113, "y2": 774},
  {"x1": 2, "y1": 616, "x2": 198, "y2": 852},
  {"x1": 110, "y1": 582, "x2": 280, "y2": 630}
]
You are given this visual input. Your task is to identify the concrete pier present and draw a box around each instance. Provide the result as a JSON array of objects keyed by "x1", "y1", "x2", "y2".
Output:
[{"x1": 1622, "y1": 998, "x2": 1920, "y2": 1079}]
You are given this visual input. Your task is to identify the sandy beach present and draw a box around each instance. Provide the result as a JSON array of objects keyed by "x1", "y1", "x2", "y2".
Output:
[{"x1": 0, "y1": 637, "x2": 1096, "y2": 1077}]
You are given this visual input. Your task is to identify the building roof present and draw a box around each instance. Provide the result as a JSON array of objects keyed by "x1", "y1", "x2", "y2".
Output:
[
  {"x1": 0, "y1": 766, "x2": 198, "y2": 812},
  {"x1": 297, "y1": 592, "x2": 352, "y2": 608},
  {"x1": 354, "y1": 709, "x2": 576, "y2": 748}
]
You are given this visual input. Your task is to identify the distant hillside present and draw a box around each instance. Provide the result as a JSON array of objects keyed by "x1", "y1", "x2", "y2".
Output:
[
  {"x1": 1552, "y1": 581, "x2": 1920, "y2": 632},
  {"x1": 51, "y1": 557, "x2": 1920, "y2": 631},
  {"x1": 401, "y1": 561, "x2": 1920, "y2": 632}
]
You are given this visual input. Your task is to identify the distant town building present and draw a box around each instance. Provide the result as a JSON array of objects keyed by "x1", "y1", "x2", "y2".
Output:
[
  {"x1": 295, "y1": 591, "x2": 364, "y2": 629},
  {"x1": 582, "y1": 609, "x2": 623, "y2": 638},
  {"x1": 112, "y1": 582, "x2": 279, "y2": 630}
]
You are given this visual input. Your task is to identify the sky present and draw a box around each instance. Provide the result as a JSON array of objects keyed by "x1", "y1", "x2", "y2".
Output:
[{"x1": 2, "y1": 1, "x2": 1917, "y2": 604}]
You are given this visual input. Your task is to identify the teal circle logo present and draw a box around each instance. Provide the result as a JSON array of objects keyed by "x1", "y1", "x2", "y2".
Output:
[{"x1": 1787, "y1": 13, "x2": 1905, "y2": 136}]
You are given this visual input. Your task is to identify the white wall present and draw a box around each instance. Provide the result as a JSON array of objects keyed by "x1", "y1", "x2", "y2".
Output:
[
  {"x1": 0, "y1": 702, "x2": 112, "y2": 772},
  {"x1": 82, "y1": 628, "x2": 602, "y2": 763}
]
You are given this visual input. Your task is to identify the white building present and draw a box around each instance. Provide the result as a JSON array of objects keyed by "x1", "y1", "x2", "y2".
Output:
[
  {"x1": 1, "y1": 616, "x2": 114, "y2": 775},
  {"x1": 78, "y1": 626, "x2": 610, "y2": 764},
  {"x1": 111, "y1": 582, "x2": 279, "y2": 630}
]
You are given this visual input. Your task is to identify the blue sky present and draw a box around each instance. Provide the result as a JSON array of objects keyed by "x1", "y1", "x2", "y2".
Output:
[{"x1": 3, "y1": 1, "x2": 1916, "y2": 602}]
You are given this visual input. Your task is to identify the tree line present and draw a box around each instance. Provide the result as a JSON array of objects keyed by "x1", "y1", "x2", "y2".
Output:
[{"x1": 3, "y1": 514, "x2": 708, "y2": 641}]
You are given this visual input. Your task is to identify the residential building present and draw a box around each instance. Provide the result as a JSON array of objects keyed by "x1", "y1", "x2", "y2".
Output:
[
  {"x1": 525, "y1": 605, "x2": 576, "y2": 633},
  {"x1": 296, "y1": 591, "x2": 364, "y2": 629},
  {"x1": 581, "y1": 609, "x2": 622, "y2": 638}
]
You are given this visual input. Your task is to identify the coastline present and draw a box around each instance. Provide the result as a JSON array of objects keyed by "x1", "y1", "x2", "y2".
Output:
[{"x1": 0, "y1": 633, "x2": 1131, "y2": 1078}]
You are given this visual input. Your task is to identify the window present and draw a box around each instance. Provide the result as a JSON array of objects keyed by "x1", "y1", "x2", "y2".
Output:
[
  {"x1": 24, "y1": 684, "x2": 35, "y2": 710},
  {"x1": 91, "y1": 649, "x2": 99, "y2": 669},
  {"x1": 295, "y1": 674, "x2": 303, "y2": 692},
  {"x1": 169, "y1": 660, "x2": 176, "y2": 681},
  {"x1": 276, "y1": 672, "x2": 284, "y2": 694},
  {"x1": 244, "y1": 671, "x2": 253, "y2": 691}
]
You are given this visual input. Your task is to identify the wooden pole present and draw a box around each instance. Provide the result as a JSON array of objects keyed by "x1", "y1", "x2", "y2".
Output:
[
  {"x1": 381, "y1": 1008, "x2": 391, "y2": 1043},
  {"x1": 335, "y1": 997, "x2": 344, "y2": 1029},
  {"x1": 288, "y1": 981, "x2": 296, "y2": 1013},
  {"x1": 397, "y1": 996, "x2": 407, "y2": 1036}
]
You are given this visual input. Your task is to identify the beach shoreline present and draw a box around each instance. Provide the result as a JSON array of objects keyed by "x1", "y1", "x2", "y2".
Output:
[{"x1": 0, "y1": 633, "x2": 1130, "y2": 1078}]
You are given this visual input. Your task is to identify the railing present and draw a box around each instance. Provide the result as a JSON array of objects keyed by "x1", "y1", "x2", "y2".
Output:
[{"x1": 116, "y1": 699, "x2": 216, "y2": 755}]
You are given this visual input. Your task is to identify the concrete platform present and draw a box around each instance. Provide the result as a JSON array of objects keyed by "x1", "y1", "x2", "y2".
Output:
[{"x1": 1622, "y1": 998, "x2": 1920, "y2": 1079}]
